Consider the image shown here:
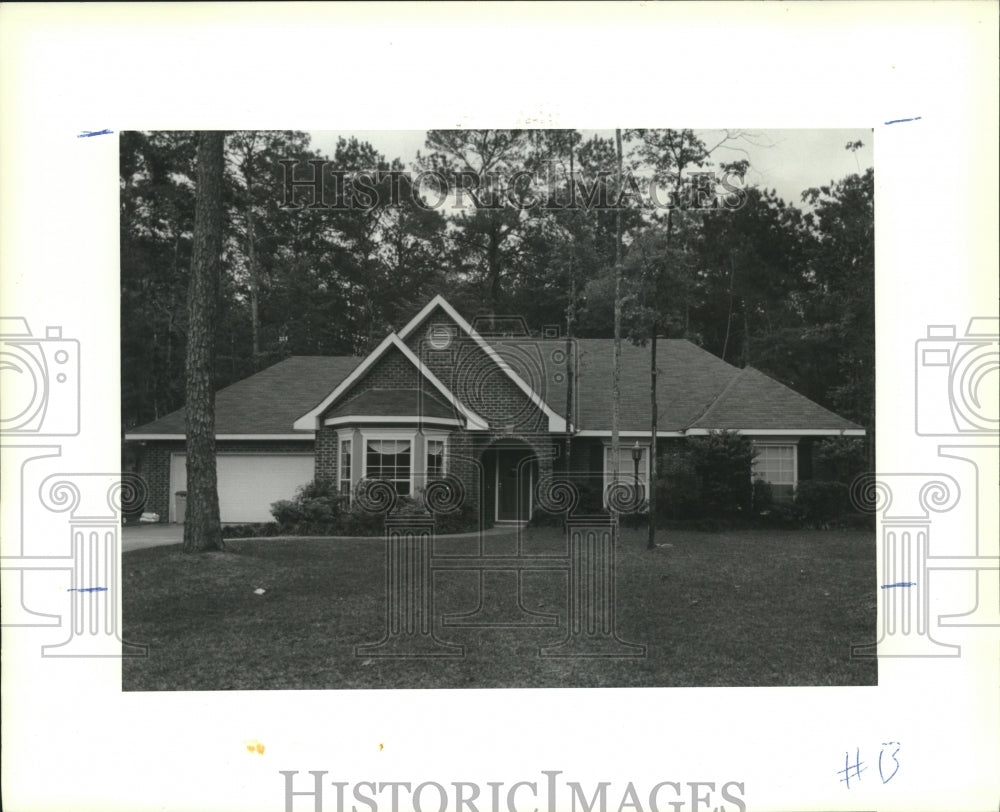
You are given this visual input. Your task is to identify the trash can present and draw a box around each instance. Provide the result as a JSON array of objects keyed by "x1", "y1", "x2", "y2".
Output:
[{"x1": 174, "y1": 491, "x2": 187, "y2": 524}]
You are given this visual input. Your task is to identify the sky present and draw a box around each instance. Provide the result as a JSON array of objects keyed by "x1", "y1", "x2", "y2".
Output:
[{"x1": 308, "y1": 128, "x2": 874, "y2": 208}]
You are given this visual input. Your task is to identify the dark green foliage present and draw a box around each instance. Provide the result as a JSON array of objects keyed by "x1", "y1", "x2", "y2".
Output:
[
  {"x1": 751, "y1": 479, "x2": 774, "y2": 514},
  {"x1": 263, "y1": 482, "x2": 483, "y2": 537},
  {"x1": 812, "y1": 437, "x2": 868, "y2": 484},
  {"x1": 794, "y1": 480, "x2": 851, "y2": 524},
  {"x1": 654, "y1": 449, "x2": 702, "y2": 520},
  {"x1": 686, "y1": 431, "x2": 756, "y2": 517},
  {"x1": 270, "y1": 479, "x2": 348, "y2": 526}
]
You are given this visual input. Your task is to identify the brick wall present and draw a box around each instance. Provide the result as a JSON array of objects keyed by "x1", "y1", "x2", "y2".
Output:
[
  {"x1": 315, "y1": 425, "x2": 339, "y2": 486},
  {"x1": 402, "y1": 317, "x2": 549, "y2": 434},
  {"x1": 336, "y1": 349, "x2": 420, "y2": 403}
]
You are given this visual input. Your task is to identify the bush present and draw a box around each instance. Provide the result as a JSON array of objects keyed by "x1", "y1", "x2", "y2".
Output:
[
  {"x1": 685, "y1": 431, "x2": 756, "y2": 517},
  {"x1": 433, "y1": 501, "x2": 487, "y2": 534},
  {"x1": 269, "y1": 479, "x2": 347, "y2": 526},
  {"x1": 813, "y1": 438, "x2": 867, "y2": 484},
  {"x1": 794, "y1": 480, "x2": 850, "y2": 524},
  {"x1": 751, "y1": 479, "x2": 773, "y2": 514},
  {"x1": 654, "y1": 450, "x2": 701, "y2": 520},
  {"x1": 222, "y1": 523, "x2": 286, "y2": 539}
]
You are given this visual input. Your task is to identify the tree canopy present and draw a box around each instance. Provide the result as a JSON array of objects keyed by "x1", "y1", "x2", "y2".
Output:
[{"x1": 121, "y1": 130, "x2": 875, "y2": 462}]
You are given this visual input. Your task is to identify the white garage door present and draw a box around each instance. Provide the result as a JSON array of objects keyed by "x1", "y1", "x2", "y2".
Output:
[{"x1": 169, "y1": 454, "x2": 314, "y2": 523}]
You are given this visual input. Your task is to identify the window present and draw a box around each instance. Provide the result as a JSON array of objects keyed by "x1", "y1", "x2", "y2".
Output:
[
  {"x1": 603, "y1": 444, "x2": 649, "y2": 505},
  {"x1": 365, "y1": 438, "x2": 412, "y2": 495},
  {"x1": 427, "y1": 438, "x2": 446, "y2": 477},
  {"x1": 752, "y1": 443, "x2": 796, "y2": 501},
  {"x1": 339, "y1": 438, "x2": 352, "y2": 494}
]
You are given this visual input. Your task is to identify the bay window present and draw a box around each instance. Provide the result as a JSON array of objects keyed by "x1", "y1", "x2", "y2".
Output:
[
  {"x1": 339, "y1": 437, "x2": 352, "y2": 494},
  {"x1": 427, "y1": 438, "x2": 446, "y2": 477},
  {"x1": 365, "y1": 438, "x2": 412, "y2": 496}
]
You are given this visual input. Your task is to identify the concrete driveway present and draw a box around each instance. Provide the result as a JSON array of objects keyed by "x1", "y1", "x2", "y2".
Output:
[{"x1": 123, "y1": 523, "x2": 183, "y2": 552}]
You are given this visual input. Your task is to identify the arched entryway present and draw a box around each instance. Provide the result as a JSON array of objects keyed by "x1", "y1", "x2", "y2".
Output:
[{"x1": 480, "y1": 438, "x2": 538, "y2": 523}]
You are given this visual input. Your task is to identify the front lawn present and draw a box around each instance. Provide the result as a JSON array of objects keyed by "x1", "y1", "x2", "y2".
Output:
[{"x1": 122, "y1": 526, "x2": 876, "y2": 690}]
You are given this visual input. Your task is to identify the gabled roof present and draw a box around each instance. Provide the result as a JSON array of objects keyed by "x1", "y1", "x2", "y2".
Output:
[
  {"x1": 686, "y1": 366, "x2": 860, "y2": 432},
  {"x1": 488, "y1": 337, "x2": 864, "y2": 435},
  {"x1": 126, "y1": 298, "x2": 864, "y2": 440},
  {"x1": 399, "y1": 295, "x2": 567, "y2": 432},
  {"x1": 292, "y1": 332, "x2": 488, "y2": 431},
  {"x1": 125, "y1": 356, "x2": 361, "y2": 438}
]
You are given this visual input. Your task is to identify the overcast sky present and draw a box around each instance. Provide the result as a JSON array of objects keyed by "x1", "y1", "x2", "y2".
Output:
[{"x1": 307, "y1": 129, "x2": 874, "y2": 207}]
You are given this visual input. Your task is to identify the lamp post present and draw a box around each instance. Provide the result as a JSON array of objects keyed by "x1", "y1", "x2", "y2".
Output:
[{"x1": 631, "y1": 441, "x2": 643, "y2": 504}]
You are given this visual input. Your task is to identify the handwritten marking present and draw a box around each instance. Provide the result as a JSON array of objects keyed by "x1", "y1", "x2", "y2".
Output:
[
  {"x1": 884, "y1": 116, "x2": 922, "y2": 125},
  {"x1": 838, "y1": 747, "x2": 867, "y2": 788},
  {"x1": 879, "y1": 741, "x2": 901, "y2": 784},
  {"x1": 67, "y1": 587, "x2": 108, "y2": 592},
  {"x1": 78, "y1": 129, "x2": 113, "y2": 138},
  {"x1": 880, "y1": 582, "x2": 916, "y2": 589}
]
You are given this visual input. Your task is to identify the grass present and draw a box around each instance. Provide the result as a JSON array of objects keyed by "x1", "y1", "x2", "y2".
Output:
[{"x1": 122, "y1": 526, "x2": 877, "y2": 690}]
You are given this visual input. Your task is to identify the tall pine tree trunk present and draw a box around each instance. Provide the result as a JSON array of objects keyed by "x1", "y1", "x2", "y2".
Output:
[
  {"x1": 647, "y1": 329, "x2": 657, "y2": 549},
  {"x1": 564, "y1": 140, "x2": 576, "y2": 473},
  {"x1": 611, "y1": 128, "x2": 623, "y2": 502},
  {"x1": 183, "y1": 131, "x2": 225, "y2": 554}
]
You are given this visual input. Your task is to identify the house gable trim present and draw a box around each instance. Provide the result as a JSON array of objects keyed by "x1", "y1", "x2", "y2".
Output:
[
  {"x1": 323, "y1": 415, "x2": 462, "y2": 428},
  {"x1": 293, "y1": 332, "x2": 488, "y2": 431},
  {"x1": 124, "y1": 433, "x2": 316, "y2": 441},
  {"x1": 575, "y1": 428, "x2": 865, "y2": 438},
  {"x1": 398, "y1": 294, "x2": 568, "y2": 433}
]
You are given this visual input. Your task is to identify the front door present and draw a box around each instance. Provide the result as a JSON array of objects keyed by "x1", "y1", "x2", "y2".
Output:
[{"x1": 496, "y1": 449, "x2": 532, "y2": 521}]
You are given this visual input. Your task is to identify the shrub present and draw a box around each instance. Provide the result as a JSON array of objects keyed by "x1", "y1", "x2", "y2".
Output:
[
  {"x1": 794, "y1": 480, "x2": 850, "y2": 524},
  {"x1": 813, "y1": 438, "x2": 868, "y2": 484},
  {"x1": 751, "y1": 478, "x2": 774, "y2": 514},
  {"x1": 685, "y1": 431, "x2": 756, "y2": 517},
  {"x1": 433, "y1": 501, "x2": 487, "y2": 534},
  {"x1": 654, "y1": 450, "x2": 702, "y2": 520},
  {"x1": 269, "y1": 479, "x2": 347, "y2": 526},
  {"x1": 222, "y1": 523, "x2": 286, "y2": 539}
]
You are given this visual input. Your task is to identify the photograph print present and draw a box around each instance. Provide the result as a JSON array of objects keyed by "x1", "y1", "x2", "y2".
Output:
[{"x1": 120, "y1": 128, "x2": 876, "y2": 691}]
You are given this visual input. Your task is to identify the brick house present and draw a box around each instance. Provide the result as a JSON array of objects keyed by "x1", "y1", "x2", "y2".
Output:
[{"x1": 125, "y1": 295, "x2": 864, "y2": 523}]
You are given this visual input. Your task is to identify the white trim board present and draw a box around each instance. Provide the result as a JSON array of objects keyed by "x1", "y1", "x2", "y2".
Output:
[
  {"x1": 575, "y1": 428, "x2": 865, "y2": 437},
  {"x1": 293, "y1": 332, "x2": 488, "y2": 432},
  {"x1": 398, "y1": 294, "x2": 568, "y2": 433},
  {"x1": 125, "y1": 433, "x2": 316, "y2": 441},
  {"x1": 323, "y1": 415, "x2": 461, "y2": 428}
]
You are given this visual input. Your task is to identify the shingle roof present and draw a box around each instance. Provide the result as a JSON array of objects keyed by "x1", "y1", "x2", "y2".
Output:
[
  {"x1": 128, "y1": 334, "x2": 861, "y2": 437},
  {"x1": 488, "y1": 337, "x2": 861, "y2": 432},
  {"x1": 326, "y1": 389, "x2": 455, "y2": 420},
  {"x1": 127, "y1": 355, "x2": 362, "y2": 436},
  {"x1": 687, "y1": 366, "x2": 859, "y2": 430}
]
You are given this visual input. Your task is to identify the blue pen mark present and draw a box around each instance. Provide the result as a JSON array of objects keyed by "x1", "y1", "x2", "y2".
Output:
[
  {"x1": 67, "y1": 587, "x2": 108, "y2": 593},
  {"x1": 879, "y1": 741, "x2": 901, "y2": 784},
  {"x1": 881, "y1": 581, "x2": 916, "y2": 589},
  {"x1": 838, "y1": 747, "x2": 867, "y2": 789},
  {"x1": 884, "y1": 116, "x2": 922, "y2": 125},
  {"x1": 78, "y1": 129, "x2": 113, "y2": 138}
]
